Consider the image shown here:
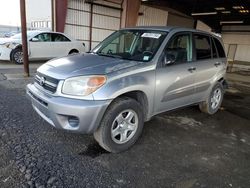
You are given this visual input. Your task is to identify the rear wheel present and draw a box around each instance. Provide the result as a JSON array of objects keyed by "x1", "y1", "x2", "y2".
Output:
[
  {"x1": 94, "y1": 97, "x2": 144, "y2": 153},
  {"x1": 199, "y1": 83, "x2": 224, "y2": 114},
  {"x1": 11, "y1": 48, "x2": 23, "y2": 64}
]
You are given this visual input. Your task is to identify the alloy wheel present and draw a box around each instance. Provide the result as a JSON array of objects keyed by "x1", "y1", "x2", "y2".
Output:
[{"x1": 111, "y1": 109, "x2": 139, "y2": 144}]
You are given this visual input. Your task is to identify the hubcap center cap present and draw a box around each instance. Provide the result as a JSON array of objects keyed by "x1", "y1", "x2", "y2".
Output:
[{"x1": 119, "y1": 121, "x2": 127, "y2": 129}]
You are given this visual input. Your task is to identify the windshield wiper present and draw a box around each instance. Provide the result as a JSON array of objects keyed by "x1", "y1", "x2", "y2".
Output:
[{"x1": 96, "y1": 52, "x2": 122, "y2": 59}]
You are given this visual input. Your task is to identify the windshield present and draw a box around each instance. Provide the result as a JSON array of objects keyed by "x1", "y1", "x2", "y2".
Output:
[
  {"x1": 11, "y1": 31, "x2": 35, "y2": 39},
  {"x1": 92, "y1": 29, "x2": 168, "y2": 62}
]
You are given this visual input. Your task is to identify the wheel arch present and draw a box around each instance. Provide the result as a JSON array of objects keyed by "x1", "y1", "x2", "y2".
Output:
[
  {"x1": 109, "y1": 90, "x2": 149, "y2": 122},
  {"x1": 10, "y1": 45, "x2": 22, "y2": 61},
  {"x1": 69, "y1": 49, "x2": 79, "y2": 54},
  {"x1": 217, "y1": 77, "x2": 228, "y2": 90}
]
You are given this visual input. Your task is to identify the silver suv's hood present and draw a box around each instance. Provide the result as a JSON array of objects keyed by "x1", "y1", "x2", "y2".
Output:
[{"x1": 37, "y1": 53, "x2": 140, "y2": 79}]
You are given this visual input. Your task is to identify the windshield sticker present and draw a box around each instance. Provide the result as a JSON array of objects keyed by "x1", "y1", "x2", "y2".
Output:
[
  {"x1": 141, "y1": 33, "x2": 161, "y2": 39},
  {"x1": 143, "y1": 56, "x2": 150, "y2": 61}
]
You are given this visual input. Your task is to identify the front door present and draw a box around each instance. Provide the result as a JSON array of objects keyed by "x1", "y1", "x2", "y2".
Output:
[
  {"x1": 154, "y1": 33, "x2": 196, "y2": 114},
  {"x1": 29, "y1": 33, "x2": 53, "y2": 59}
]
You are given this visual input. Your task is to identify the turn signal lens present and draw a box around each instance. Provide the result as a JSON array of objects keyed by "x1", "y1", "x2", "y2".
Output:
[
  {"x1": 87, "y1": 76, "x2": 106, "y2": 87},
  {"x1": 86, "y1": 76, "x2": 106, "y2": 95},
  {"x1": 62, "y1": 75, "x2": 107, "y2": 96}
]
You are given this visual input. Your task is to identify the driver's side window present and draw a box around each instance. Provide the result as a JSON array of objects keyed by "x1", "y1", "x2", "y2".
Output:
[
  {"x1": 32, "y1": 33, "x2": 52, "y2": 42},
  {"x1": 163, "y1": 33, "x2": 191, "y2": 66}
]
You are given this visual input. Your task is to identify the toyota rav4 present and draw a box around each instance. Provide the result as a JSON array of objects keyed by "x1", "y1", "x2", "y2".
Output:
[{"x1": 27, "y1": 27, "x2": 228, "y2": 153}]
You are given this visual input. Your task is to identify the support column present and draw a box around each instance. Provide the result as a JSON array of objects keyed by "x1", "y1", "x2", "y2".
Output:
[
  {"x1": 51, "y1": 0, "x2": 56, "y2": 31},
  {"x1": 89, "y1": 3, "x2": 93, "y2": 50},
  {"x1": 20, "y1": 0, "x2": 29, "y2": 77},
  {"x1": 121, "y1": 0, "x2": 141, "y2": 28},
  {"x1": 55, "y1": 0, "x2": 68, "y2": 32}
]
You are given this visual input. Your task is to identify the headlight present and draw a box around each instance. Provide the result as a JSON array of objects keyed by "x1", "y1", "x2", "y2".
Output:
[
  {"x1": 62, "y1": 75, "x2": 106, "y2": 96},
  {"x1": 4, "y1": 42, "x2": 18, "y2": 49}
]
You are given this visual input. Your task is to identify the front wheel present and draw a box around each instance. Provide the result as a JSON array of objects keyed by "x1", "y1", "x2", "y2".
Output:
[
  {"x1": 199, "y1": 83, "x2": 224, "y2": 114},
  {"x1": 11, "y1": 48, "x2": 23, "y2": 64},
  {"x1": 94, "y1": 97, "x2": 144, "y2": 153}
]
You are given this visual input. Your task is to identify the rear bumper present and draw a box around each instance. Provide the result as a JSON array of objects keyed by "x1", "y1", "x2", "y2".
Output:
[{"x1": 26, "y1": 83, "x2": 111, "y2": 134}]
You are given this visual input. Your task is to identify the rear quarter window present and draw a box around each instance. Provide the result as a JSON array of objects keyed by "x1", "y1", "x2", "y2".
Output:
[
  {"x1": 213, "y1": 38, "x2": 226, "y2": 58},
  {"x1": 211, "y1": 38, "x2": 218, "y2": 58}
]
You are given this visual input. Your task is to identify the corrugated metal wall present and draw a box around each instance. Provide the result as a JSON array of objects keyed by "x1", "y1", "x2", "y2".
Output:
[
  {"x1": 91, "y1": 3, "x2": 121, "y2": 49},
  {"x1": 137, "y1": 5, "x2": 168, "y2": 26},
  {"x1": 167, "y1": 13, "x2": 194, "y2": 28},
  {"x1": 65, "y1": 0, "x2": 121, "y2": 51},
  {"x1": 65, "y1": 0, "x2": 91, "y2": 50},
  {"x1": 222, "y1": 33, "x2": 250, "y2": 62}
]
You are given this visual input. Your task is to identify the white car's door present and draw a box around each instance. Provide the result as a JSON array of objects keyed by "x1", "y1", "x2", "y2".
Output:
[
  {"x1": 50, "y1": 33, "x2": 74, "y2": 57},
  {"x1": 29, "y1": 33, "x2": 54, "y2": 59}
]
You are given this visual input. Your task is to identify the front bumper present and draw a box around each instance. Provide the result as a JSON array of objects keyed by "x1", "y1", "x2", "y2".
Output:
[
  {"x1": 0, "y1": 46, "x2": 11, "y2": 61},
  {"x1": 26, "y1": 83, "x2": 111, "y2": 134}
]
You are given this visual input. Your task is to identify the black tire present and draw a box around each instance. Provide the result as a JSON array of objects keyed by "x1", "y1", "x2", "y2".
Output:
[
  {"x1": 199, "y1": 83, "x2": 224, "y2": 115},
  {"x1": 94, "y1": 97, "x2": 144, "y2": 153},
  {"x1": 11, "y1": 48, "x2": 23, "y2": 64}
]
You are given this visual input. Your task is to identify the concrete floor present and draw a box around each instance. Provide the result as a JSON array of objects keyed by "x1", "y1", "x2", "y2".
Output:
[{"x1": 0, "y1": 61, "x2": 250, "y2": 188}]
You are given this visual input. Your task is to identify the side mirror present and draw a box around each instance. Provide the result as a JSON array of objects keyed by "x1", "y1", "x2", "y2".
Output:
[
  {"x1": 31, "y1": 38, "x2": 39, "y2": 42},
  {"x1": 163, "y1": 53, "x2": 176, "y2": 66}
]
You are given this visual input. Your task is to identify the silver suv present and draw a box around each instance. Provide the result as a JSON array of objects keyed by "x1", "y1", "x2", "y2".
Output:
[{"x1": 27, "y1": 27, "x2": 228, "y2": 153}]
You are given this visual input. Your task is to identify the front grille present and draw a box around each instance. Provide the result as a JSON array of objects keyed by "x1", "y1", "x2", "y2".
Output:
[{"x1": 34, "y1": 73, "x2": 59, "y2": 93}]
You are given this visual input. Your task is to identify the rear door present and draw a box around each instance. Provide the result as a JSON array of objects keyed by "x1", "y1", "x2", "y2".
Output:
[
  {"x1": 191, "y1": 33, "x2": 226, "y2": 102},
  {"x1": 154, "y1": 32, "x2": 196, "y2": 113},
  {"x1": 51, "y1": 33, "x2": 73, "y2": 57}
]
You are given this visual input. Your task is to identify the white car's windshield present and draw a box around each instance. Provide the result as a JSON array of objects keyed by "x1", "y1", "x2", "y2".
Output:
[{"x1": 93, "y1": 29, "x2": 168, "y2": 62}]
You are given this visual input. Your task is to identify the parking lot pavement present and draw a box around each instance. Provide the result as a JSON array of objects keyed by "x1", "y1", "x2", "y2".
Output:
[
  {"x1": 0, "y1": 72, "x2": 250, "y2": 188},
  {"x1": 0, "y1": 60, "x2": 44, "y2": 75}
]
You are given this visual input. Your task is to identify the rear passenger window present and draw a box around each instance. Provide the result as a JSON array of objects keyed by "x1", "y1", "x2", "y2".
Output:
[
  {"x1": 194, "y1": 34, "x2": 211, "y2": 60},
  {"x1": 53, "y1": 34, "x2": 70, "y2": 42},
  {"x1": 214, "y1": 38, "x2": 226, "y2": 58}
]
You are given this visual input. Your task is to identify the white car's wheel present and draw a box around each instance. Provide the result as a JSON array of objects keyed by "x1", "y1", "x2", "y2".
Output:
[{"x1": 11, "y1": 48, "x2": 23, "y2": 64}]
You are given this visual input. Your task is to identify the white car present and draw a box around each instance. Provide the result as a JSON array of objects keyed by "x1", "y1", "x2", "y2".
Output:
[{"x1": 0, "y1": 30, "x2": 85, "y2": 64}]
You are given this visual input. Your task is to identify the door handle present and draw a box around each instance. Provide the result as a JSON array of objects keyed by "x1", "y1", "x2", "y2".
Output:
[
  {"x1": 214, "y1": 62, "x2": 221, "y2": 67},
  {"x1": 188, "y1": 67, "x2": 196, "y2": 72}
]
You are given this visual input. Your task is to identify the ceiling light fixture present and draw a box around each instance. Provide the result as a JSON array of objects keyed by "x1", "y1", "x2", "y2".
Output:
[
  {"x1": 221, "y1": 11, "x2": 231, "y2": 14},
  {"x1": 233, "y1": 6, "x2": 244, "y2": 9},
  {"x1": 239, "y1": 9, "x2": 249, "y2": 13},
  {"x1": 191, "y1": 12, "x2": 217, "y2": 16},
  {"x1": 220, "y1": 21, "x2": 244, "y2": 25},
  {"x1": 215, "y1": 7, "x2": 225, "y2": 10}
]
